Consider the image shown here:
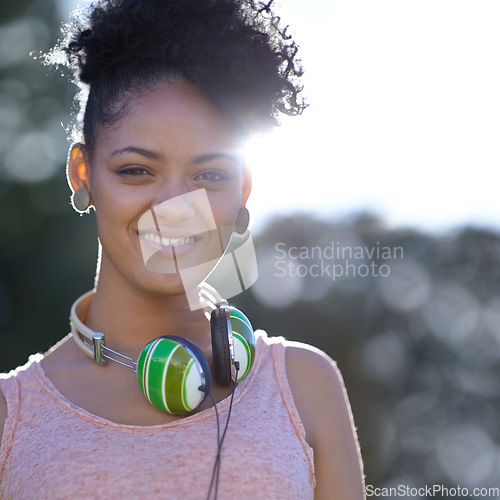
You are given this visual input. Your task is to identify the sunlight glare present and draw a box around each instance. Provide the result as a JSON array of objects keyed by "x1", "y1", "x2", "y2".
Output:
[{"x1": 245, "y1": 0, "x2": 500, "y2": 233}]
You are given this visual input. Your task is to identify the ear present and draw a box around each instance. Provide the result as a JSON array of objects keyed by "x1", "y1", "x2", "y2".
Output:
[
  {"x1": 241, "y1": 164, "x2": 252, "y2": 207},
  {"x1": 67, "y1": 143, "x2": 91, "y2": 193}
]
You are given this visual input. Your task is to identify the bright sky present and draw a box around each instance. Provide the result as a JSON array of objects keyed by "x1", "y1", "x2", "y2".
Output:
[
  {"x1": 60, "y1": 0, "x2": 500, "y2": 234},
  {"x1": 246, "y1": 0, "x2": 500, "y2": 233}
]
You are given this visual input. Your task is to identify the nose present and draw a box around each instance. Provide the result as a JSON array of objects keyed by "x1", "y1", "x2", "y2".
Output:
[{"x1": 151, "y1": 189, "x2": 196, "y2": 225}]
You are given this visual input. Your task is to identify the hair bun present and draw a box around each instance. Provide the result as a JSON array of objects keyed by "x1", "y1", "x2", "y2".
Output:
[{"x1": 47, "y1": 0, "x2": 305, "y2": 146}]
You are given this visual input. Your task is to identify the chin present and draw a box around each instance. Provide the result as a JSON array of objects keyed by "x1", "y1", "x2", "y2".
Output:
[{"x1": 139, "y1": 271, "x2": 203, "y2": 300}]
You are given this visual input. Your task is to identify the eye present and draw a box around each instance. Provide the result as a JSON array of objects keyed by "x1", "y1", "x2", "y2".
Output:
[
  {"x1": 193, "y1": 169, "x2": 229, "y2": 183},
  {"x1": 116, "y1": 165, "x2": 152, "y2": 177}
]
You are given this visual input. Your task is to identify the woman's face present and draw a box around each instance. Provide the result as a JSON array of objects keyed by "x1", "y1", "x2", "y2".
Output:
[{"x1": 82, "y1": 82, "x2": 249, "y2": 297}]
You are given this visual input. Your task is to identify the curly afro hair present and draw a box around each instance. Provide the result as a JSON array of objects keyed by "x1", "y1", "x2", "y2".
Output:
[{"x1": 47, "y1": 0, "x2": 306, "y2": 153}]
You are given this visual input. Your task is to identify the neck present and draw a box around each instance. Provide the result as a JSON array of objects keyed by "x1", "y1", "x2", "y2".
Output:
[{"x1": 83, "y1": 261, "x2": 212, "y2": 357}]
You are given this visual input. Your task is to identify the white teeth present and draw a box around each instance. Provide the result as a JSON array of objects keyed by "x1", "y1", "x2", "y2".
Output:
[{"x1": 140, "y1": 233, "x2": 195, "y2": 247}]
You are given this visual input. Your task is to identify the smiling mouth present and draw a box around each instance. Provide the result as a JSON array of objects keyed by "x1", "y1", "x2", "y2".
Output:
[{"x1": 139, "y1": 232, "x2": 197, "y2": 247}]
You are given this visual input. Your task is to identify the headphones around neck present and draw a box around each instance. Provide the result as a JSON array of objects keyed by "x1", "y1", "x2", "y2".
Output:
[{"x1": 70, "y1": 284, "x2": 256, "y2": 415}]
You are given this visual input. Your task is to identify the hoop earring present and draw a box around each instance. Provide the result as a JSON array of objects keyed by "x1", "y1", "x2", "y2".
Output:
[
  {"x1": 72, "y1": 188, "x2": 91, "y2": 213},
  {"x1": 234, "y1": 207, "x2": 249, "y2": 235}
]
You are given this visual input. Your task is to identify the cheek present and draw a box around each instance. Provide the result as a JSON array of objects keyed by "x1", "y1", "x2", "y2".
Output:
[
  {"x1": 205, "y1": 193, "x2": 240, "y2": 251},
  {"x1": 219, "y1": 209, "x2": 241, "y2": 252},
  {"x1": 209, "y1": 193, "x2": 241, "y2": 226},
  {"x1": 92, "y1": 186, "x2": 142, "y2": 238},
  {"x1": 91, "y1": 173, "x2": 146, "y2": 221}
]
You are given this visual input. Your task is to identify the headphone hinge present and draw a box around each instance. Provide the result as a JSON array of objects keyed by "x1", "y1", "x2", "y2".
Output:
[{"x1": 92, "y1": 332, "x2": 107, "y2": 365}]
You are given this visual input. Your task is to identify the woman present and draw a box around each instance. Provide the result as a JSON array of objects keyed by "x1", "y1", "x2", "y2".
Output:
[{"x1": 0, "y1": 0, "x2": 365, "y2": 498}]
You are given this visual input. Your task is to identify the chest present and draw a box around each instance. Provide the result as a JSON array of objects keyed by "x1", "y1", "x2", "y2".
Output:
[
  {"x1": 2, "y1": 389, "x2": 314, "y2": 500},
  {"x1": 42, "y1": 350, "x2": 236, "y2": 426}
]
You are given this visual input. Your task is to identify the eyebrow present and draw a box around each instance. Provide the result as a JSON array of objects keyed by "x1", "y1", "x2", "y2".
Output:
[
  {"x1": 111, "y1": 146, "x2": 164, "y2": 161},
  {"x1": 111, "y1": 147, "x2": 242, "y2": 166},
  {"x1": 191, "y1": 153, "x2": 242, "y2": 167}
]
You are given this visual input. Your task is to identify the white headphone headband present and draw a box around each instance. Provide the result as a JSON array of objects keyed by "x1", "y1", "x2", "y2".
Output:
[{"x1": 70, "y1": 282, "x2": 225, "y2": 361}]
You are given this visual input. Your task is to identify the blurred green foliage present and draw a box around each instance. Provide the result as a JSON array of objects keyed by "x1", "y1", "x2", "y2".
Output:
[
  {"x1": 0, "y1": 0, "x2": 97, "y2": 369},
  {"x1": 237, "y1": 214, "x2": 500, "y2": 495},
  {"x1": 1, "y1": 0, "x2": 499, "y2": 497}
]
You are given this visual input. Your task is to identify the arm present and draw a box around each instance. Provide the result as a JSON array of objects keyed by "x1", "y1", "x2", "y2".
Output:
[{"x1": 286, "y1": 343, "x2": 365, "y2": 500}]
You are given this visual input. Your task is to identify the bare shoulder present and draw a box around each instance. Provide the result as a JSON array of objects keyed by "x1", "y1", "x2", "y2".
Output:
[
  {"x1": 0, "y1": 386, "x2": 8, "y2": 446},
  {"x1": 284, "y1": 342, "x2": 348, "y2": 446},
  {"x1": 285, "y1": 341, "x2": 341, "y2": 390},
  {"x1": 285, "y1": 341, "x2": 365, "y2": 500}
]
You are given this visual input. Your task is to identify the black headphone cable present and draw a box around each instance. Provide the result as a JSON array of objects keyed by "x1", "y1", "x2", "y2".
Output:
[{"x1": 206, "y1": 362, "x2": 240, "y2": 500}]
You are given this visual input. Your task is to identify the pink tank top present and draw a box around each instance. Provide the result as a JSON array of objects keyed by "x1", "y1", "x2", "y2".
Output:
[{"x1": 0, "y1": 332, "x2": 315, "y2": 499}]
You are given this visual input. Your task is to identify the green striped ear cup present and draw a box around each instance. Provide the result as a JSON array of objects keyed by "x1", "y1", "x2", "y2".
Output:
[
  {"x1": 227, "y1": 307, "x2": 256, "y2": 381},
  {"x1": 136, "y1": 307, "x2": 255, "y2": 415},
  {"x1": 211, "y1": 307, "x2": 232, "y2": 386},
  {"x1": 137, "y1": 336, "x2": 212, "y2": 416}
]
